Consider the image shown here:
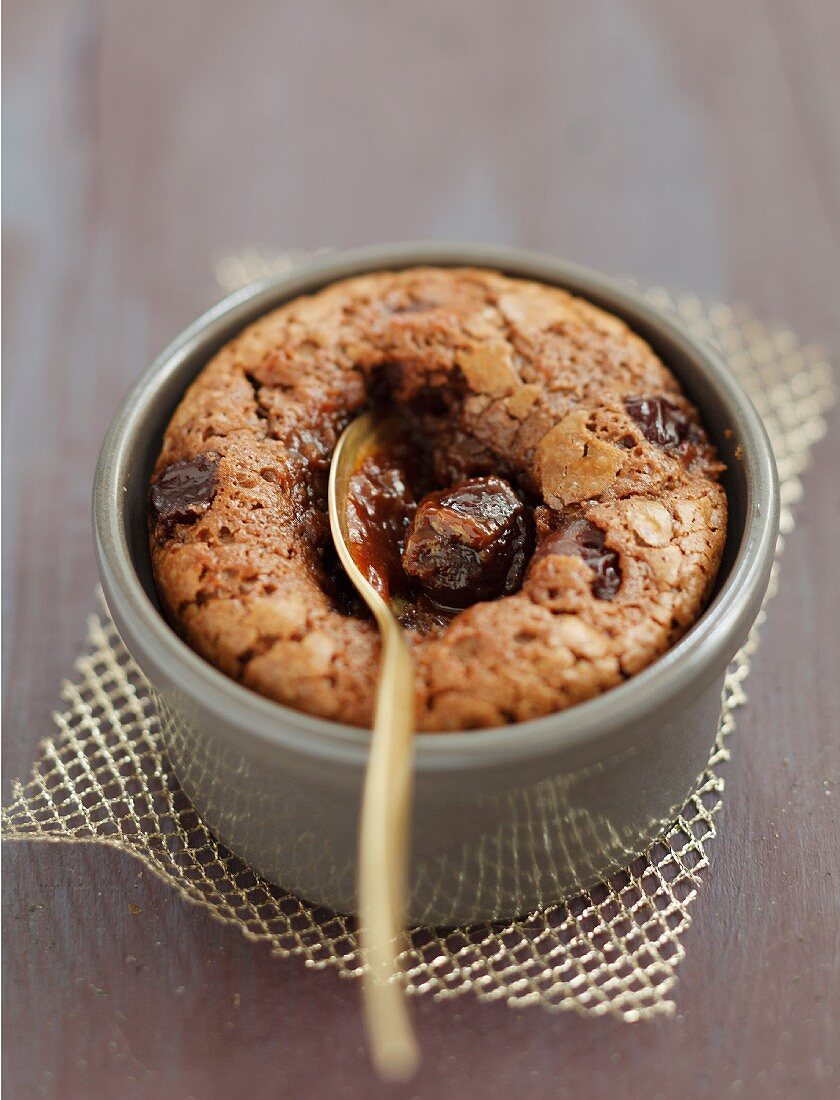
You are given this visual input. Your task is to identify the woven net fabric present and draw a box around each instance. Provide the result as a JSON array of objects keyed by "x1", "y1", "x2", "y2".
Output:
[{"x1": 2, "y1": 257, "x2": 835, "y2": 1022}]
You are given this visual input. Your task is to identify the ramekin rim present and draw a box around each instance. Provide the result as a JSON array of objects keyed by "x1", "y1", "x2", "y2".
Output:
[{"x1": 92, "y1": 241, "x2": 780, "y2": 769}]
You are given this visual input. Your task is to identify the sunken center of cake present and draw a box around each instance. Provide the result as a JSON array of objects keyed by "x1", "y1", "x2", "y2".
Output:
[
  {"x1": 148, "y1": 267, "x2": 727, "y2": 732},
  {"x1": 344, "y1": 432, "x2": 535, "y2": 615}
]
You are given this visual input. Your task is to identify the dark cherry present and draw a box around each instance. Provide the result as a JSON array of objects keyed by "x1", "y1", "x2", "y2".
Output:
[
  {"x1": 624, "y1": 395, "x2": 698, "y2": 449},
  {"x1": 402, "y1": 477, "x2": 534, "y2": 609},
  {"x1": 150, "y1": 452, "x2": 220, "y2": 528},
  {"x1": 533, "y1": 515, "x2": 621, "y2": 600}
]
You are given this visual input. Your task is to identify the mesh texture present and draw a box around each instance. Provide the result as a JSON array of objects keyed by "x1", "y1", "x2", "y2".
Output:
[{"x1": 3, "y1": 258, "x2": 834, "y2": 1021}]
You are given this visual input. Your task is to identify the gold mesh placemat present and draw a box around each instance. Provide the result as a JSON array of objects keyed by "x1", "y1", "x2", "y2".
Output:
[{"x1": 3, "y1": 260, "x2": 834, "y2": 1023}]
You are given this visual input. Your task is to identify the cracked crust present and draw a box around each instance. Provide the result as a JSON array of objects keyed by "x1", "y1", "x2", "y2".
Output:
[{"x1": 149, "y1": 267, "x2": 727, "y2": 731}]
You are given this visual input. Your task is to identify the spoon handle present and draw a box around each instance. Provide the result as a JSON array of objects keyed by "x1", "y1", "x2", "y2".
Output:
[{"x1": 358, "y1": 618, "x2": 419, "y2": 1081}]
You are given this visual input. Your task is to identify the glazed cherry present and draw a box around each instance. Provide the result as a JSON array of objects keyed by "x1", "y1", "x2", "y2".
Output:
[
  {"x1": 150, "y1": 452, "x2": 220, "y2": 528},
  {"x1": 624, "y1": 395, "x2": 698, "y2": 449},
  {"x1": 402, "y1": 477, "x2": 534, "y2": 609},
  {"x1": 533, "y1": 515, "x2": 621, "y2": 599}
]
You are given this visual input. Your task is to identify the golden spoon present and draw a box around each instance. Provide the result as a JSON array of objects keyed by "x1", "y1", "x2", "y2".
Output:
[{"x1": 328, "y1": 409, "x2": 419, "y2": 1081}]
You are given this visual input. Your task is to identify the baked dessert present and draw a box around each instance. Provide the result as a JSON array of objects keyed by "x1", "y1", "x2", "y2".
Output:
[{"x1": 149, "y1": 268, "x2": 727, "y2": 731}]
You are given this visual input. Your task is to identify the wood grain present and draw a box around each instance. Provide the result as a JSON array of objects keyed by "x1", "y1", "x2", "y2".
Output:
[{"x1": 3, "y1": 1, "x2": 838, "y2": 1097}]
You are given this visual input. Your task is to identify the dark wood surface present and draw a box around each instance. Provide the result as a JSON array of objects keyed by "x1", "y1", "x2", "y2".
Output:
[{"x1": 3, "y1": 2, "x2": 839, "y2": 1097}]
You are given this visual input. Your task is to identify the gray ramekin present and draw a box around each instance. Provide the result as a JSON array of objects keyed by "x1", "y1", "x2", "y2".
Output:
[{"x1": 93, "y1": 243, "x2": 779, "y2": 926}]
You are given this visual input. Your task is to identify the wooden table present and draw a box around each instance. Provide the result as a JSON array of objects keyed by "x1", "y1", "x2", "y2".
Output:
[{"x1": 3, "y1": 2, "x2": 838, "y2": 1097}]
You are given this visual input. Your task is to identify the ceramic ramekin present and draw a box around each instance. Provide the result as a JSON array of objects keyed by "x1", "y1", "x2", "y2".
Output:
[{"x1": 93, "y1": 243, "x2": 779, "y2": 926}]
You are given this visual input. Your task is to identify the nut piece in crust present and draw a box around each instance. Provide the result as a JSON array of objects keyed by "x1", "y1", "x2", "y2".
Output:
[
  {"x1": 627, "y1": 499, "x2": 674, "y2": 547},
  {"x1": 537, "y1": 410, "x2": 625, "y2": 507},
  {"x1": 457, "y1": 342, "x2": 521, "y2": 397}
]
